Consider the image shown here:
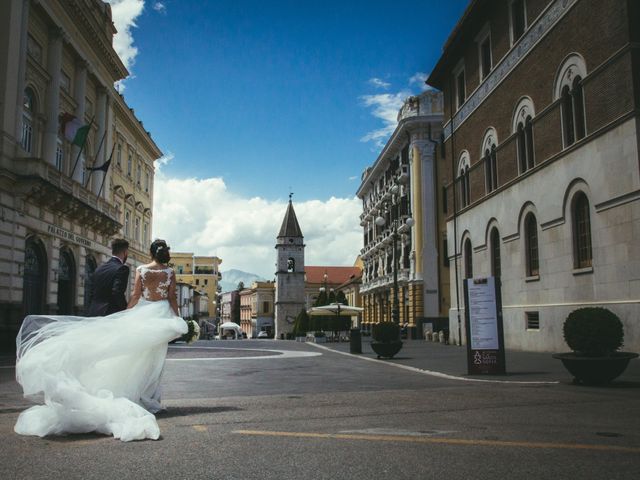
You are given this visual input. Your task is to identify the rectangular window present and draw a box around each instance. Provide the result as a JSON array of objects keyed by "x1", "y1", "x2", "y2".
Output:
[
  {"x1": 443, "y1": 238, "x2": 449, "y2": 267},
  {"x1": 124, "y1": 211, "x2": 130, "y2": 237},
  {"x1": 21, "y1": 117, "x2": 33, "y2": 153},
  {"x1": 145, "y1": 171, "x2": 150, "y2": 192},
  {"x1": 27, "y1": 35, "x2": 42, "y2": 62},
  {"x1": 178, "y1": 266, "x2": 183, "y2": 274},
  {"x1": 480, "y1": 37, "x2": 492, "y2": 80},
  {"x1": 127, "y1": 153, "x2": 132, "y2": 177},
  {"x1": 143, "y1": 222, "x2": 148, "y2": 246},
  {"x1": 55, "y1": 137, "x2": 64, "y2": 171},
  {"x1": 117, "y1": 144, "x2": 122, "y2": 167},
  {"x1": 511, "y1": 0, "x2": 526, "y2": 44},
  {"x1": 526, "y1": 311, "x2": 540, "y2": 330},
  {"x1": 456, "y1": 69, "x2": 466, "y2": 109},
  {"x1": 196, "y1": 279, "x2": 199, "y2": 286},
  {"x1": 263, "y1": 301, "x2": 269, "y2": 313},
  {"x1": 60, "y1": 71, "x2": 71, "y2": 93}
]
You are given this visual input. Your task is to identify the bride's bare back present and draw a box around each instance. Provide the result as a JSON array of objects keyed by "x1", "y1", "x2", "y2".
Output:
[{"x1": 128, "y1": 262, "x2": 179, "y2": 315}]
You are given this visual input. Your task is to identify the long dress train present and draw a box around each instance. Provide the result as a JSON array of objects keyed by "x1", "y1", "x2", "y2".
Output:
[{"x1": 14, "y1": 297, "x2": 187, "y2": 442}]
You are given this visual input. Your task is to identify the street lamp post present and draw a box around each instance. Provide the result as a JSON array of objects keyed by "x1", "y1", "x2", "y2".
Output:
[{"x1": 374, "y1": 177, "x2": 414, "y2": 325}]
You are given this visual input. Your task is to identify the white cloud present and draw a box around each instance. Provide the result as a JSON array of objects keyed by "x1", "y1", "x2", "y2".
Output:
[
  {"x1": 153, "y1": 2, "x2": 167, "y2": 14},
  {"x1": 152, "y1": 160, "x2": 362, "y2": 279},
  {"x1": 360, "y1": 72, "x2": 434, "y2": 149},
  {"x1": 409, "y1": 72, "x2": 431, "y2": 91},
  {"x1": 359, "y1": 91, "x2": 408, "y2": 148},
  {"x1": 106, "y1": 0, "x2": 145, "y2": 89},
  {"x1": 368, "y1": 77, "x2": 391, "y2": 89}
]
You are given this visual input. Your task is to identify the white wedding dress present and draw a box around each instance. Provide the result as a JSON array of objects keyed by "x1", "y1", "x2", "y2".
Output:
[{"x1": 14, "y1": 265, "x2": 187, "y2": 442}]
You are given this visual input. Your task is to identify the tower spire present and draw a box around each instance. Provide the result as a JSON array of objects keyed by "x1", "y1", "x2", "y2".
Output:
[{"x1": 278, "y1": 196, "x2": 303, "y2": 238}]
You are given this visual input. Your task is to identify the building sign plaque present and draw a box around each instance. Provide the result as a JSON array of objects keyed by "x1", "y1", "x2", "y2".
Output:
[
  {"x1": 464, "y1": 277, "x2": 506, "y2": 375},
  {"x1": 47, "y1": 224, "x2": 93, "y2": 249}
]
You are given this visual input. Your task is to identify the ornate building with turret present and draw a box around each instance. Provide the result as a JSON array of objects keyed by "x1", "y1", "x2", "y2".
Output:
[
  {"x1": 274, "y1": 198, "x2": 305, "y2": 338},
  {"x1": 357, "y1": 90, "x2": 448, "y2": 338}
]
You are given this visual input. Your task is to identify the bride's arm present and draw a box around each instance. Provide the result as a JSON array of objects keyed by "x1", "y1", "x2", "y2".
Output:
[
  {"x1": 168, "y1": 270, "x2": 180, "y2": 316},
  {"x1": 127, "y1": 269, "x2": 142, "y2": 309}
]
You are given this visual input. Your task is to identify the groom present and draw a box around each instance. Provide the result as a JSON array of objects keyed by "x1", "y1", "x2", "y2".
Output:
[{"x1": 87, "y1": 238, "x2": 130, "y2": 317}]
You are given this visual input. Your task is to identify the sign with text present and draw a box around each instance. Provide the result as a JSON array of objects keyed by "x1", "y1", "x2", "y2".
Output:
[{"x1": 464, "y1": 277, "x2": 506, "y2": 375}]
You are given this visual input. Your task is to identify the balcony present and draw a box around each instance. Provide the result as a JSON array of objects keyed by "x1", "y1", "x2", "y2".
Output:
[{"x1": 10, "y1": 156, "x2": 121, "y2": 235}]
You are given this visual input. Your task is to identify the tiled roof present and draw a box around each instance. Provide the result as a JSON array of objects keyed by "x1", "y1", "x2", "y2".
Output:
[{"x1": 305, "y1": 266, "x2": 362, "y2": 285}]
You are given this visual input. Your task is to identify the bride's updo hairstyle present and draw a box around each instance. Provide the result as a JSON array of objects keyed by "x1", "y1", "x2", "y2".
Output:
[{"x1": 150, "y1": 239, "x2": 171, "y2": 264}]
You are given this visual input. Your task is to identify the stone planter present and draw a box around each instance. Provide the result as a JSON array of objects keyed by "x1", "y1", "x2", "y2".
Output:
[
  {"x1": 371, "y1": 341, "x2": 403, "y2": 359},
  {"x1": 552, "y1": 352, "x2": 639, "y2": 385}
]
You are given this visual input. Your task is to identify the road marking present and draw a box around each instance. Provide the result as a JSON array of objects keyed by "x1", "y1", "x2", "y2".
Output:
[
  {"x1": 339, "y1": 428, "x2": 457, "y2": 437},
  {"x1": 167, "y1": 347, "x2": 321, "y2": 362},
  {"x1": 192, "y1": 425, "x2": 208, "y2": 432},
  {"x1": 307, "y1": 343, "x2": 558, "y2": 385},
  {"x1": 233, "y1": 430, "x2": 640, "y2": 453}
]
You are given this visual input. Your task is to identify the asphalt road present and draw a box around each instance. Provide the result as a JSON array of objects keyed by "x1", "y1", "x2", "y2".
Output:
[{"x1": 1, "y1": 340, "x2": 639, "y2": 480}]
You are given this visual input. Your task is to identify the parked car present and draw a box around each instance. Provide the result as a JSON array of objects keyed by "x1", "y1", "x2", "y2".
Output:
[{"x1": 257, "y1": 331, "x2": 270, "y2": 339}]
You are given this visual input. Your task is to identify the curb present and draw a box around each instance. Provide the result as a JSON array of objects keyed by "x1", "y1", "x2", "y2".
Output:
[{"x1": 307, "y1": 342, "x2": 560, "y2": 385}]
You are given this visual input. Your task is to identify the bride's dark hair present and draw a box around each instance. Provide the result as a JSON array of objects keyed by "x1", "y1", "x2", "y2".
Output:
[{"x1": 150, "y1": 239, "x2": 171, "y2": 264}]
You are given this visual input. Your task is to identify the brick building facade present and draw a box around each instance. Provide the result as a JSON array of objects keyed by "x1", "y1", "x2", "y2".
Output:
[{"x1": 427, "y1": 0, "x2": 640, "y2": 351}]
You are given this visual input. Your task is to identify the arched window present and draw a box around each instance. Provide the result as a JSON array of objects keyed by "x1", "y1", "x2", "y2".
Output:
[
  {"x1": 572, "y1": 77, "x2": 586, "y2": 141},
  {"x1": 287, "y1": 257, "x2": 295, "y2": 272},
  {"x1": 525, "y1": 213, "x2": 539, "y2": 276},
  {"x1": 457, "y1": 152, "x2": 471, "y2": 208},
  {"x1": 490, "y1": 228, "x2": 501, "y2": 278},
  {"x1": 482, "y1": 128, "x2": 498, "y2": 193},
  {"x1": 21, "y1": 87, "x2": 36, "y2": 153},
  {"x1": 555, "y1": 54, "x2": 587, "y2": 148},
  {"x1": 561, "y1": 85, "x2": 575, "y2": 146},
  {"x1": 513, "y1": 98, "x2": 535, "y2": 173},
  {"x1": 572, "y1": 192, "x2": 592, "y2": 268},
  {"x1": 464, "y1": 238, "x2": 473, "y2": 279}
]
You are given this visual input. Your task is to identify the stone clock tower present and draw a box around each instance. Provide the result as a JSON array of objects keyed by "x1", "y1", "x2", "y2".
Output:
[{"x1": 274, "y1": 196, "x2": 305, "y2": 338}]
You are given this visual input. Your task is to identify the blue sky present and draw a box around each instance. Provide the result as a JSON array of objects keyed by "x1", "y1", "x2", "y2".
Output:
[{"x1": 107, "y1": 0, "x2": 468, "y2": 277}]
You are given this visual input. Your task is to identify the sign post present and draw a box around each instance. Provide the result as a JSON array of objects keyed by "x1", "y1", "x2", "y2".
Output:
[{"x1": 464, "y1": 276, "x2": 506, "y2": 375}]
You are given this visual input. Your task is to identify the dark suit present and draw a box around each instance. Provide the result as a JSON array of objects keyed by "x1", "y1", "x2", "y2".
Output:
[{"x1": 86, "y1": 257, "x2": 130, "y2": 317}]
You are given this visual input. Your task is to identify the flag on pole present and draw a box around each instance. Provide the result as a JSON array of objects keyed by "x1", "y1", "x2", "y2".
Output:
[
  {"x1": 86, "y1": 158, "x2": 111, "y2": 173},
  {"x1": 59, "y1": 113, "x2": 91, "y2": 147}
]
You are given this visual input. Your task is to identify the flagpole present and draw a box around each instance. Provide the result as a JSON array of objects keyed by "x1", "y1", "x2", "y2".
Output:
[
  {"x1": 97, "y1": 143, "x2": 116, "y2": 198},
  {"x1": 69, "y1": 116, "x2": 94, "y2": 180},
  {"x1": 93, "y1": 128, "x2": 107, "y2": 166}
]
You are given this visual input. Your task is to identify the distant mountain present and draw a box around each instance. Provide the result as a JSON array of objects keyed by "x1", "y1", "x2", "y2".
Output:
[{"x1": 219, "y1": 269, "x2": 266, "y2": 292}]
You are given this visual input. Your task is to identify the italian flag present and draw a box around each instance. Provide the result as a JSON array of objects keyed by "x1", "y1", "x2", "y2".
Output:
[{"x1": 59, "y1": 113, "x2": 90, "y2": 147}]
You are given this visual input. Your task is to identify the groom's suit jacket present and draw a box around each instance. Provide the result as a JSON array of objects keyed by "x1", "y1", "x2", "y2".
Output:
[{"x1": 86, "y1": 257, "x2": 130, "y2": 317}]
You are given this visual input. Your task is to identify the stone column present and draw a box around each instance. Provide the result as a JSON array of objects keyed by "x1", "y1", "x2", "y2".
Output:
[
  {"x1": 43, "y1": 26, "x2": 63, "y2": 166},
  {"x1": 419, "y1": 138, "x2": 439, "y2": 317},
  {"x1": 71, "y1": 60, "x2": 87, "y2": 182},
  {"x1": 410, "y1": 139, "x2": 426, "y2": 280},
  {"x1": 14, "y1": 0, "x2": 30, "y2": 141},
  {"x1": 92, "y1": 87, "x2": 107, "y2": 195}
]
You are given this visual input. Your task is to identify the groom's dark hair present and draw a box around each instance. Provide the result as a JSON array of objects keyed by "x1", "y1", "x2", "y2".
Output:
[{"x1": 111, "y1": 238, "x2": 129, "y2": 255}]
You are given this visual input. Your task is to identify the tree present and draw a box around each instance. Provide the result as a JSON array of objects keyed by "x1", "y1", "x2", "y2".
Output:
[
  {"x1": 328, "y1": 289, "x2": 336, "y2": 304},
  {"x1": 232, "y1": 292, "x2": 240, "y2": 325},
  {"x1": 336, "y1": 290, "x2": 348, "y2": 305},
  {"x1": 237, "y1": 281, "x2": 245, "y2": 291},
  {"x1": 293, "y1": 309, "x2": 310, "y2": 337}
]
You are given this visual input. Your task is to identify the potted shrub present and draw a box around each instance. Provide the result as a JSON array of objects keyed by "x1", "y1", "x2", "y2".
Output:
[
  {"x1": 370, "y1": 322, "x2": 403, "y2": 359},
  {"x1": 552, "y1": 307, "x2": 638, "y2": 385}
]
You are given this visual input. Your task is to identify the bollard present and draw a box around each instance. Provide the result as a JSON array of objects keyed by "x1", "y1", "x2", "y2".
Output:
[{"x1": 350, "y1": 328, "x2": 362, "y2": 354}]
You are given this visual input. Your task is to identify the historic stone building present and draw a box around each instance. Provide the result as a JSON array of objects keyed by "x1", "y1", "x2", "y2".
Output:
[
  {"x1": 0, "y1": 0, "x2": 161, "y2": 349},
  {"x1": 274, "y1": 198, "x2": 305, "y2": 338},
  {"x1": 427, "y1": 0, "x2": 640, "y2": 351},
  {"x1": 239, "y1": 281, "x2": 275, "y2": 338},
  {"x1": 357, "y1": 90, "x2": 448, "y2": 338},
  {"x1": 171, "y1": 252, "x2": 222, "y2": 318}
]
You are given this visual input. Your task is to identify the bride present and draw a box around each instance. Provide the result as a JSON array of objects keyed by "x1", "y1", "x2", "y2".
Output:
[{"x1": 14, "y1": 239, "x2": 187, "y2": 442}]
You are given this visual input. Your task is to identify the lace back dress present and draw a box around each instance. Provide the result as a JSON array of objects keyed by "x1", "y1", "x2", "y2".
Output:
[
  {"x1": 138, "y1": 265, "x2": 173, "y2": 302},
  {"x1": 14, "y1": 265, "x2": 187, "y2": 442}
]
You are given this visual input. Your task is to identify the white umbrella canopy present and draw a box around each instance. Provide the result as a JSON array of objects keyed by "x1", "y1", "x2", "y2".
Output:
[
  {"x1": 220, "y1": 322, "x2": 242, "y2": 330},
  {"x1": 308, "y1": 303, "x2": 363, "y2": 316}
]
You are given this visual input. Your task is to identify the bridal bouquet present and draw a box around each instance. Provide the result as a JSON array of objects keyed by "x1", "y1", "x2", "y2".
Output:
[{"x1": 184, "y1": 319, "x2": 200, "y2": 344}]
